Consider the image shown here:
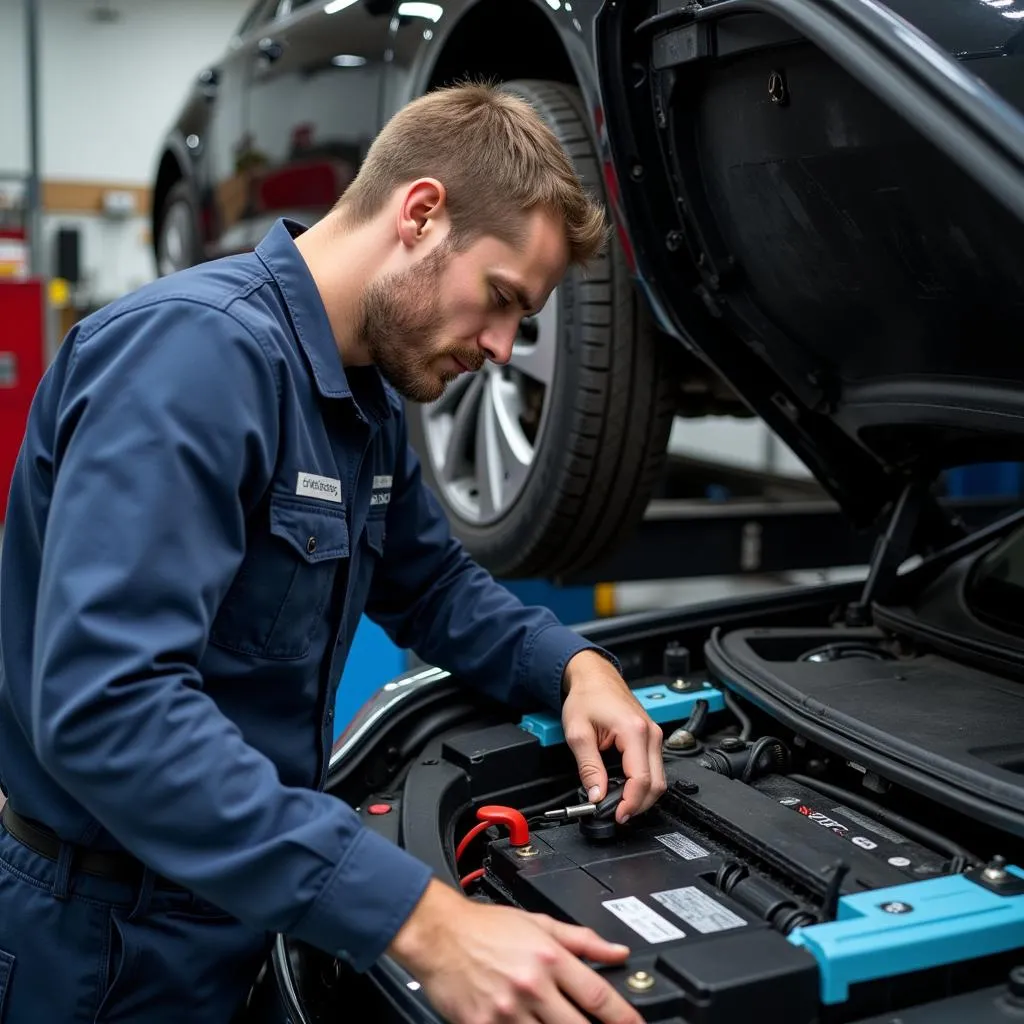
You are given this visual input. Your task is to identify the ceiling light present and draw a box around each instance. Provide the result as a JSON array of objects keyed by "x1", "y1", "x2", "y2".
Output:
[
  {"x1": 397, "y1": 2, "x2": 443, "y2": 22},
  {"x1": 332, "y1": 53, "x2": 367, "y2": 66},
  {"x1": 324, "y1": 0, "x2": 359, "y2": 13}
]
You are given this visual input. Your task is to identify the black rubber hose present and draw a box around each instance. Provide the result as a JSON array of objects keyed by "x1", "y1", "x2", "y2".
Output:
[
  {"x1": 741, "y1": 736, "x2": 790, "y2": 782},
  {"x1": 685, "y1": 699, "x2": 710, "y2": 737},
  {"x1": 722, "y1": 689, "x2": 753, "y2": 741},
  {"x1": 787, "y1": 773, "x2": 981, "y2": 867}
]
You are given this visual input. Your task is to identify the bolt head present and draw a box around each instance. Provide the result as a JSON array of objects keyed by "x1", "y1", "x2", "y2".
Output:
[
  {"x1": 984, "y1": 867, "x2": 1008, "y2": 882},
  {"x1": 880, "y1": 901, "x2": 913, "y2": 915},
  {"x1": 627, "y1": 970, "x2": 655, "y2": 992}
]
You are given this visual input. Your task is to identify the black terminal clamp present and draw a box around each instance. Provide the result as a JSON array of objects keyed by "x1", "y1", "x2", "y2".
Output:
[{"x1": 543, "y1": 781, "x2": 628, "y2": 842}]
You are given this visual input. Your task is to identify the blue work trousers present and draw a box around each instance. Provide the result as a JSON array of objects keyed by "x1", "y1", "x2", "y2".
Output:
[{"x1": 0, "y1": 821, "x2": 272, "y2": 1022}]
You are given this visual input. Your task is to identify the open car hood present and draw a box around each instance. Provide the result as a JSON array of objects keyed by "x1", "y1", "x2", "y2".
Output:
[{"x1": 596, "y1": 0, "x2": 1024, "y2": 533}]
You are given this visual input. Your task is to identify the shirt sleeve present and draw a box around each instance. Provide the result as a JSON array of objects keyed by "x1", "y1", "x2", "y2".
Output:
[
  {"x1": 365, "y1": 401, "x2": 618, "y2": 713},
  {"x1": 30, "y1": 300, "x2": 432, "y2": 970}
]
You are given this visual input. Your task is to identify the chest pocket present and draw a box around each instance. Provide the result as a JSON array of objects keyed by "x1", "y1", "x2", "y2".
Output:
[{"x1": 209, "y1": 495, "x2": 350, "y2": 661}]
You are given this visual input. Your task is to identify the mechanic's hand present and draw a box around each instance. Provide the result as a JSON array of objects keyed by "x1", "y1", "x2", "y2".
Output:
[
  {"x1": 387, "y1": 878, "x2": 643, "y2": 1024},
  {"x1": 561, "y1": 650, "x2": 667, "y2": 823}
]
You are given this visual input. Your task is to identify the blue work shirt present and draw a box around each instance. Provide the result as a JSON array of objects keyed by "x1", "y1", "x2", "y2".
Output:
[{"x1": 0, "y1": 218, "x2": 607, "y2": 970}]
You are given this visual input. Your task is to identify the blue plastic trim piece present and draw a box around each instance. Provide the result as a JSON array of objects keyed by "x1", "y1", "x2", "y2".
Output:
[
  {"x1": 519, "y1": 683, "x2": 725, "y2": 746},
  {"x1": 788, "y1": 867, "x2": 1024, "y2": 1004}
]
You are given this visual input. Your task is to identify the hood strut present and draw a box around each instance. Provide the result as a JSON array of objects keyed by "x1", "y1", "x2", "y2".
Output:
[{"x1": 844, "y1": 481, "x2": 967, "y2": 627}]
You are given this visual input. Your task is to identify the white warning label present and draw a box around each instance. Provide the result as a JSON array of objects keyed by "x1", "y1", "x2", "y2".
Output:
[
  {"x1": 601, "y1": 896, "x2": 685, "y2": 944},
  {"x1": 655, "y1": 832, "x2": 710, "y2": 861},
  {"x1": 651, "y1": 886, "x2": 747, "y2": 934}
]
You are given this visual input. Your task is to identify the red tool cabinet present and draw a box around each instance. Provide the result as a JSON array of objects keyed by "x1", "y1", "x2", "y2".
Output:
[{"x1": 0, "y1": 279, "x2": 45, "y2": 523}]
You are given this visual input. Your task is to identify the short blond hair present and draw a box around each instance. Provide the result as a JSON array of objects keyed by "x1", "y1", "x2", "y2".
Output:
[{"x1": 335, "y1": 81, "x2": 607, "y2": 266}]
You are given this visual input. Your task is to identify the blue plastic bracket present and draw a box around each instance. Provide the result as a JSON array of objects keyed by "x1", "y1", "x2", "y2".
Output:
[
  {"x1": 518, "y1": 682, "x2": 725, "y2": 746},
  {"x1": 788, "y1": 867, "x2": 1024, "y2": 1004}
]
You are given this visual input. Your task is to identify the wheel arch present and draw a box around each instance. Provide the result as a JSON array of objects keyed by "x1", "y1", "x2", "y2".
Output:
[
  {"x1": 417, "y1": 2, "x2": 745, "y2": 419},
  {"x1": 425, "y1": 0, "x2": 583, "y2": 95},
  {"x1": 151, "y1": 147, "x2": 186, "y2": 264}
]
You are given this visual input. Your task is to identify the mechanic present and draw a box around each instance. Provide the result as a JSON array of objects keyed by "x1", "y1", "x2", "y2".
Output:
[{"x1": 0, "y1": 83, "x2": 665, "y2": 1024}]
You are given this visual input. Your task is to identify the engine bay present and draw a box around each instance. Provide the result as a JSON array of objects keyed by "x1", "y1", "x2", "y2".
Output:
[{"x1": 336, "y1": 629, "x2": 1024, "y2": 1024}]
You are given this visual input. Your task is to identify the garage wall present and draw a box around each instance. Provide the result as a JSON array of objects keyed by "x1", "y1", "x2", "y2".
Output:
[{"x1": 0, "y1": 0, "x2": 251, "y2": 301}]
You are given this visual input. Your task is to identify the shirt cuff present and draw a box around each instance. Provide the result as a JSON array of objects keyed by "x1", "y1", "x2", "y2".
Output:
[
  {"x1": 519, "y1": 623, "x2": 622, "y2": 713},
  {"x1": 295, "y1": 825, "x2": 434, "y2": 972}
]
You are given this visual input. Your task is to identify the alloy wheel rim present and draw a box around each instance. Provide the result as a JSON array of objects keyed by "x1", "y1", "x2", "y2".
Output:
[
  {"x1": 420, "y1": 288, "x2": 559, "y2": 526},
  {"x1": 158, "y1": 199, "x2": 195, "y2": 276}
]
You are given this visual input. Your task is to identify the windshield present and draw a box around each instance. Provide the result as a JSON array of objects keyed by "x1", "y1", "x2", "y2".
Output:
[{"x1": 964, "y1": 525, "x2": 1024, "y2": 636}]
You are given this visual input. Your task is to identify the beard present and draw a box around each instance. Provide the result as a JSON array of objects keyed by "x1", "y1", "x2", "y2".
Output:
[{"x1": 357, "y1": 241, "x2": 483, "y2": 404}]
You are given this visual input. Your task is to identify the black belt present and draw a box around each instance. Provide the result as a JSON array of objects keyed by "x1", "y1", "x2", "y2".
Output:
[{"x1": 1, "y1": 804, "x2": 186, "y2": 891}]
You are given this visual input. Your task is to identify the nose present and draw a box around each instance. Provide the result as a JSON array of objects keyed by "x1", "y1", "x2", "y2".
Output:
[{"x1": 478, "y1": 321, "x2": 518, "y2": 365}]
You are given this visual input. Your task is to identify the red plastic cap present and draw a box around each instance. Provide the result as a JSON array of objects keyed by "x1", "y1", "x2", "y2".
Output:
[
  {"x1": 368, "y1": 803, "x2": 392, "y2": 816},
  {"x1": 476, "y1": 805, "x2": 530, "y2": 846}
]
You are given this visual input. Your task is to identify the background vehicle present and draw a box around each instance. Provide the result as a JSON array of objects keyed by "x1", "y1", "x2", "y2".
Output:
[
  {"x1": 234, "y1": 0, "x2": 1024, "y2": 1020},
  {"x1": 150, "y1": 0, "x2": 755, "y2": 581}
]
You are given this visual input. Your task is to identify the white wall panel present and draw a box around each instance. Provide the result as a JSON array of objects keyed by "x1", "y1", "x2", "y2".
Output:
[
  {"x1": 0, "y1": 0, "x2": 250, "y2": 302},
  {"x1": 0, "y1": 0, "x2": 250, "y2": 181}
]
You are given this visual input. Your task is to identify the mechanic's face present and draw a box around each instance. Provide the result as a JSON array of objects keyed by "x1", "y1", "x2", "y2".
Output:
[{"x1": 358, "y1": 208, "x2": 568, "y2": 403}]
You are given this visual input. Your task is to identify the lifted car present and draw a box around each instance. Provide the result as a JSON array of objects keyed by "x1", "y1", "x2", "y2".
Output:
[
  {"x1": 239, "y1": 0, "x2": 1024, "y2": 1020},
  {"x1": 150, "y1": 0, "x2": 755, "y2": 584}
]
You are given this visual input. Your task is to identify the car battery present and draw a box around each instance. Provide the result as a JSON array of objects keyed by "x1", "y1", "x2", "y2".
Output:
[{"x1": 485, "y1": 816, "x2": 820, "y2": 1024}]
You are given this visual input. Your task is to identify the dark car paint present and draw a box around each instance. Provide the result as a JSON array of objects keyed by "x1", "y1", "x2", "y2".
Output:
[
  {"x1": 595, "y1": 0, "x2": 1024, "y2": 536},
  {"x1": 152, "y1": 0, "x2": 611, "y2": 267}
]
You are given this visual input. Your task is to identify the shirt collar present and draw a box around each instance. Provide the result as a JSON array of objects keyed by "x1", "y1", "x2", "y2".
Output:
[{"x1": 255, "y1": 218, "x2": 391, "y2": 423}]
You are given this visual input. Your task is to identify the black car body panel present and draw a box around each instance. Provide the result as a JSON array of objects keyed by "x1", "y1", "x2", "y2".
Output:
[
  {"x1": 153, "y1": 0, "x2": 605, "y2": 264},
  {"x1": 595, "y1": 0, "x2": 1024, "y2": 528}
]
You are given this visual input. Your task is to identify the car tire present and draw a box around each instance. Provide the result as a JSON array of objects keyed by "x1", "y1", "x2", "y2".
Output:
[
  {"x1": 406, "y1": 78, "x2": 677, "y2": 579},
  {"x1": 155, "y1": 179, "x2": 203, "y2": 277}
]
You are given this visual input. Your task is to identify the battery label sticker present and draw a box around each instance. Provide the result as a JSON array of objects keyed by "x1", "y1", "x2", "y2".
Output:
[
  {"x1": 651, "y1": 886, "x2": 747, "y2": 934},
  {"x1": 655, "y1": 832, "x2": 710, "y2": 861},
  {"x1": 601, "y1": 896, "x2": 685, "y2": 943}
]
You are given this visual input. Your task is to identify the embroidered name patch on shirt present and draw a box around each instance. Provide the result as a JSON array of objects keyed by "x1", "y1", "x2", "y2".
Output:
[
  {"x1": 371, "y1": 474, "x2": 392, "y2": 506},
  {"x1": 296, "y1": 472, "x2": 342, "y2": 503}
]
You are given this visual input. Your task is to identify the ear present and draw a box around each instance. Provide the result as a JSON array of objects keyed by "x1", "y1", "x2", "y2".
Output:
[{"x1": 396, "y1": 178, "x2": 447, "y2": 250}]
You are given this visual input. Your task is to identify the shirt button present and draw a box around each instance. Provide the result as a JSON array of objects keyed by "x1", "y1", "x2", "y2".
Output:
[{"x1": 306, "y1": 536, "x2": 317, "y2": 554}]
